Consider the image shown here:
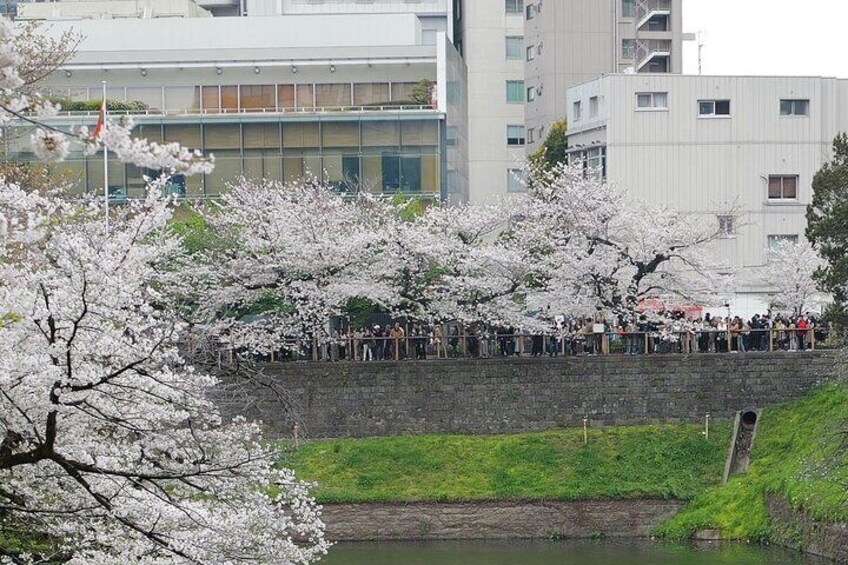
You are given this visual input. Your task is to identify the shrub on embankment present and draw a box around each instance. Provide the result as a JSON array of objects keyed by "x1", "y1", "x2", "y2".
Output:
[
  {"x1": 655, "y1": 382, "x2": 848, "y2": 541},
  {"x1": 285, "y1": 423, "x2": 732, "y2": 504}
]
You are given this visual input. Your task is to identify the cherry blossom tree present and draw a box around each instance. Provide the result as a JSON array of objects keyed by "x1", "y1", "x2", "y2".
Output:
[
  {"x1": 0, "y1": 183, "x2": 328, "y2": 564},
  {"x1": 374, "y1": 200, "x2": 531, "y2": 327},
  {"x1": 761, "y1": 238, "x2": 827, "y2": 315},
  {"x1": 512, "y1": 163, "x2": 734, "y2": 324},
  {"x1": 191, "y1": 177, "x2": 395, "y2": 353}
]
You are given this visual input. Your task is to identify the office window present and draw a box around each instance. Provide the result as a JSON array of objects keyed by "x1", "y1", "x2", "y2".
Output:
[
  {"x1": 527, "y1": 127, "x2": 535, "y2": 144},
  {"x1": 507, "y1": 168, "x2": 526, "y2": 192},
  {"x1": 768, "y1": 234, "x2": 799, "y2": 256},
  {"x1": 589, "y1": 96, "x2": 599, "y2": 118},
  {"x1": 622, "y1": 0, "x2": 634, "y2": 17},
  {"x1": 718, "y1": 215, "x2": 735, "y2": 237},
  {"x1": 768, "y1": 175, "x2": 799, "y2": 200},
  {"x1": 526, "y1": 44, "x2": 536, "y2": 61},
  {"x1": 699, "y1": 99, "x2": 731, "y2": 117},
  {"x1": 506, "y1": 36, "x2": 524, "y2": 60},
  {"x1": 621, "y1": 38, "x2": 635, "y2": 59},
  {"x1": 780, "y1": 99, "x2": 809, "y2": 116},
  {"x1": 505, "y1": 0, "x2": 523, "y2": 13},
  {"x1": 506, "y1": 80, "x2": 525, "y2": 103},
  {"x1": 573, "y1": 100, "x2": 582, "y2": 122},
  {"x1": 526, "y1": 3, "x2": 536, "y2": 19},
  {"x1": 526, "y1": 86, "x2": 536, "y2": 102},
  {"x1": 507, "y1": 125, "x2": 525, "y2": 146},
  {"x1": 636, "y1": 91, "x2": 668, "y2": 109}
]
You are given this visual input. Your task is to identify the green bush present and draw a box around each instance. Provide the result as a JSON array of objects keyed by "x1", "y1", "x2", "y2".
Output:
[{"x1": 51, "y1": 97, "x2": 150, "y2": 112}]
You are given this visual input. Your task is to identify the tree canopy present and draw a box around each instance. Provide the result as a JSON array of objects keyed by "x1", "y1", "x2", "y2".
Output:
[
  {"x1": 806, "y1": 133, "x2": 848, "y2": 303},
  {"x1": 529, "y1": 118, "x2": 568, "y2": 170}
]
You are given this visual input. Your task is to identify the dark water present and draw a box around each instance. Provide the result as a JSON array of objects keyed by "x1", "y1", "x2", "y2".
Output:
[{"x1": 322, "y1": 540, "x2": 828, "y2": 565}]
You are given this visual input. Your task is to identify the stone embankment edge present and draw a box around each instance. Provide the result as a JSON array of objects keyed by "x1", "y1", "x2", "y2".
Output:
[
  {"x1": 320, "y1": 499, "x2": 685, "y2": 541},
  {"x1": 766, "y1": 495, "x2": 848, "y2": 563}
]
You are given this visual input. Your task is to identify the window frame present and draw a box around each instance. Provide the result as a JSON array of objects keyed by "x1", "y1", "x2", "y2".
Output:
[
  {"x1": 698, "y1": 99, "x2": 731, "y2": 118},
  {"x1": 717, "y1": 215, "x2": 735, "y2": 238},
  {"x1": 506, "y1": 124, "x2": 526, "y2": 146},
  {"x1": 573, "y1": 100, "x2": 583, "y2": 122},
  {"x1": 767, "y1": 175, "x2": 800, "y2": 201},
  {"x1": 526, "y1": 86, "x2": 536, "y2": 102},
  {"x1": 635, "y1": 91, "x2": 668, "y2": 111},
  {"x1": 767, "y1": 234, "x2": 799, "y2": 259},
  {"x1": 780, "y1": 99, "x2": 810, "y2": 117},
  {"x1": 505, "y1": 35, "x2": 524, "y2": 60},
  {"x1": 505, "y1": 0, "x2": 524, "y2": 14},
  {"x1": 589, "y1": 96, "x2": 599, "y2": 118},
  {"x1": 526, "y1": 44, "x2": 536, "y2": 61},
  {"x1": 505, "y1": 80, "x2": 525, "y2": 104},
  {"x1": 526, "y1": 3, "x2": 536, "y2": 19},
  {"x1": 621, "y1": 38, "x2": 635, "y2": 59},
  {"x1": 507, "y1": 168, "x2": 526, "y2": 193}
]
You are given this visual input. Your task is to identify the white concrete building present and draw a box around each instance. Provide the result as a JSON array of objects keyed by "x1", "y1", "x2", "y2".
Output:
[
  {"x1": 566, "y1": 73, "x2": 848, "y2": 312},
  {"x1": 454, "y1": 0, "x2": 526, "y2": 203},
  {"x1": 524, "y1": 0, "x2": 685, "y2": 152}
]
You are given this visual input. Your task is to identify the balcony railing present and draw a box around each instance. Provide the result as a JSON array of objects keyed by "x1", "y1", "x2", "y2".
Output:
[{"x1": 41, "y1": 104, "x2": 438, "y2": 120}]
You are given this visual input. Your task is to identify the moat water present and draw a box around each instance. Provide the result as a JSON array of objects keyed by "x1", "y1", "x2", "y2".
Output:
[{"x1": 322, "y1": 539, "x2": 828, "y2": 564}]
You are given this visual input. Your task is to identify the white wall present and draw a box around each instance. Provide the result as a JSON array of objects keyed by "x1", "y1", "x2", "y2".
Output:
[
  {"x1": 463, "y1": 0, "x2": 525, "y2": 204},
  {"x1": 567, "y1": 74, "x2": 848, "y2": 290}
]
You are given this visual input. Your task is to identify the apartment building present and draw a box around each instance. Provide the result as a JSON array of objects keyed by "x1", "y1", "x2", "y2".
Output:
[
  {"x1": 566, "y1": 74, "x2": 848, "y2": 312},
  {"x1": 524, "y1": 0, "x2": 684, "y2": 154},
  {"x1": 7, "y1": 3, "x2": 469, "y2": 202}
]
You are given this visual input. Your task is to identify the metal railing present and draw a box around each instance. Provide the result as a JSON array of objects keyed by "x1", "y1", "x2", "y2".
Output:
[
  {"x1": 634, "y1": 39, "x2": 672, "y2": 70},
  {"x1": 207, "y1": 328, "x2": 834, "y2": 365},
  {"x1": 39, "y1": 104, "x2": 438, "y2": 120},
  {"x1": 635, "y1": 0, "x2": 671, "y2": 25}
]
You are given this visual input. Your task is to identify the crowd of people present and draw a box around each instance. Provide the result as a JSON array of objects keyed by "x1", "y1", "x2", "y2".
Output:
[{"x1": 265, "y1": 311, "x2": 828, "y2": 362}]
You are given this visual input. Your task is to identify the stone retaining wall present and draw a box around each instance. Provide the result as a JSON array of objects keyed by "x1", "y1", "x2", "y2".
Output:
[
  {"x1": 219, "y1": 351, "x2": 838, "y2": 438},
  {"x1": 767, "y1": 495, "x2": 848, "y2": 562},
  {"x1": 321, "y1": 500, "x2": 686, "y2": 541}
]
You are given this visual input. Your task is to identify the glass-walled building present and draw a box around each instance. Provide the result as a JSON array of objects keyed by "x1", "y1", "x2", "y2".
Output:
[
  {"x1": 8, "y1": 113, "x2": 441, "y2": 199},
  {"x1": 7, "y1": 12, "x2": 468, "y2": 202}
]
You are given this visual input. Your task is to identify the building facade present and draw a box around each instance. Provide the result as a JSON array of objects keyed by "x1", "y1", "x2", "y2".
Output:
[
  {"x1": 7, "y1": 0, "x2": 689, "y2": 204},
  {"x1": 524, "y1": 0, "x2": 684, "y2": 154},
  {"x1": 6, "y1": 9, "x2": 469, "y2": 202},
  {"x1": 566, "y1": 74, "x2": 848, "y2": 312}
]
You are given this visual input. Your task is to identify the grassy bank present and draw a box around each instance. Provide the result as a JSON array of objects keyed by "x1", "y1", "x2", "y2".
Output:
[
  {"x1": 655, "y1": 383, "x2": 848, "y2": 541},
  {"x1": 285, "y1": 423, "x2": 731, "y2": 504}
]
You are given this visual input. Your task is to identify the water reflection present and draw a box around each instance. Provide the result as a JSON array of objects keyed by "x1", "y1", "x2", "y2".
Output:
[{"x1": 323, "y1": 539, "x2": 826, "y2": 565}]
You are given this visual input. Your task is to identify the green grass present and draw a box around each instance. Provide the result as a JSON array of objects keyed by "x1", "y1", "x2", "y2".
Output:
[
  {"x1": 284, "y1": 423, "x2": 732, "y2": 504},
  {"x1": 655, "y1": 382, "x2": 848, "y2": 541}
]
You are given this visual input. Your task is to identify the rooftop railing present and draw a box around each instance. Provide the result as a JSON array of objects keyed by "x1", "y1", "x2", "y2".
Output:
[{"x1": 41, "y1": 104, "x2": 439, "y2": 119}]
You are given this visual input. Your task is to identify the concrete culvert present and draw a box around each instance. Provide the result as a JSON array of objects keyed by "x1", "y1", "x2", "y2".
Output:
[{"x1": 723, "y1": 409, "x2": 761, "y2": 483}]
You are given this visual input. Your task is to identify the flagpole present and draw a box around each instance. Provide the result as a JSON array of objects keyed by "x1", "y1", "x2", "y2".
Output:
[{"x1": 102, "y1": 80, "x2": 109, "y2": 231}]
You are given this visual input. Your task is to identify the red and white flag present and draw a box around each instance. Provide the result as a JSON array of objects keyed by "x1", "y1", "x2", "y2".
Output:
[{"x1": 91, "y1": 96, "x2": 106, "y2": 139}]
